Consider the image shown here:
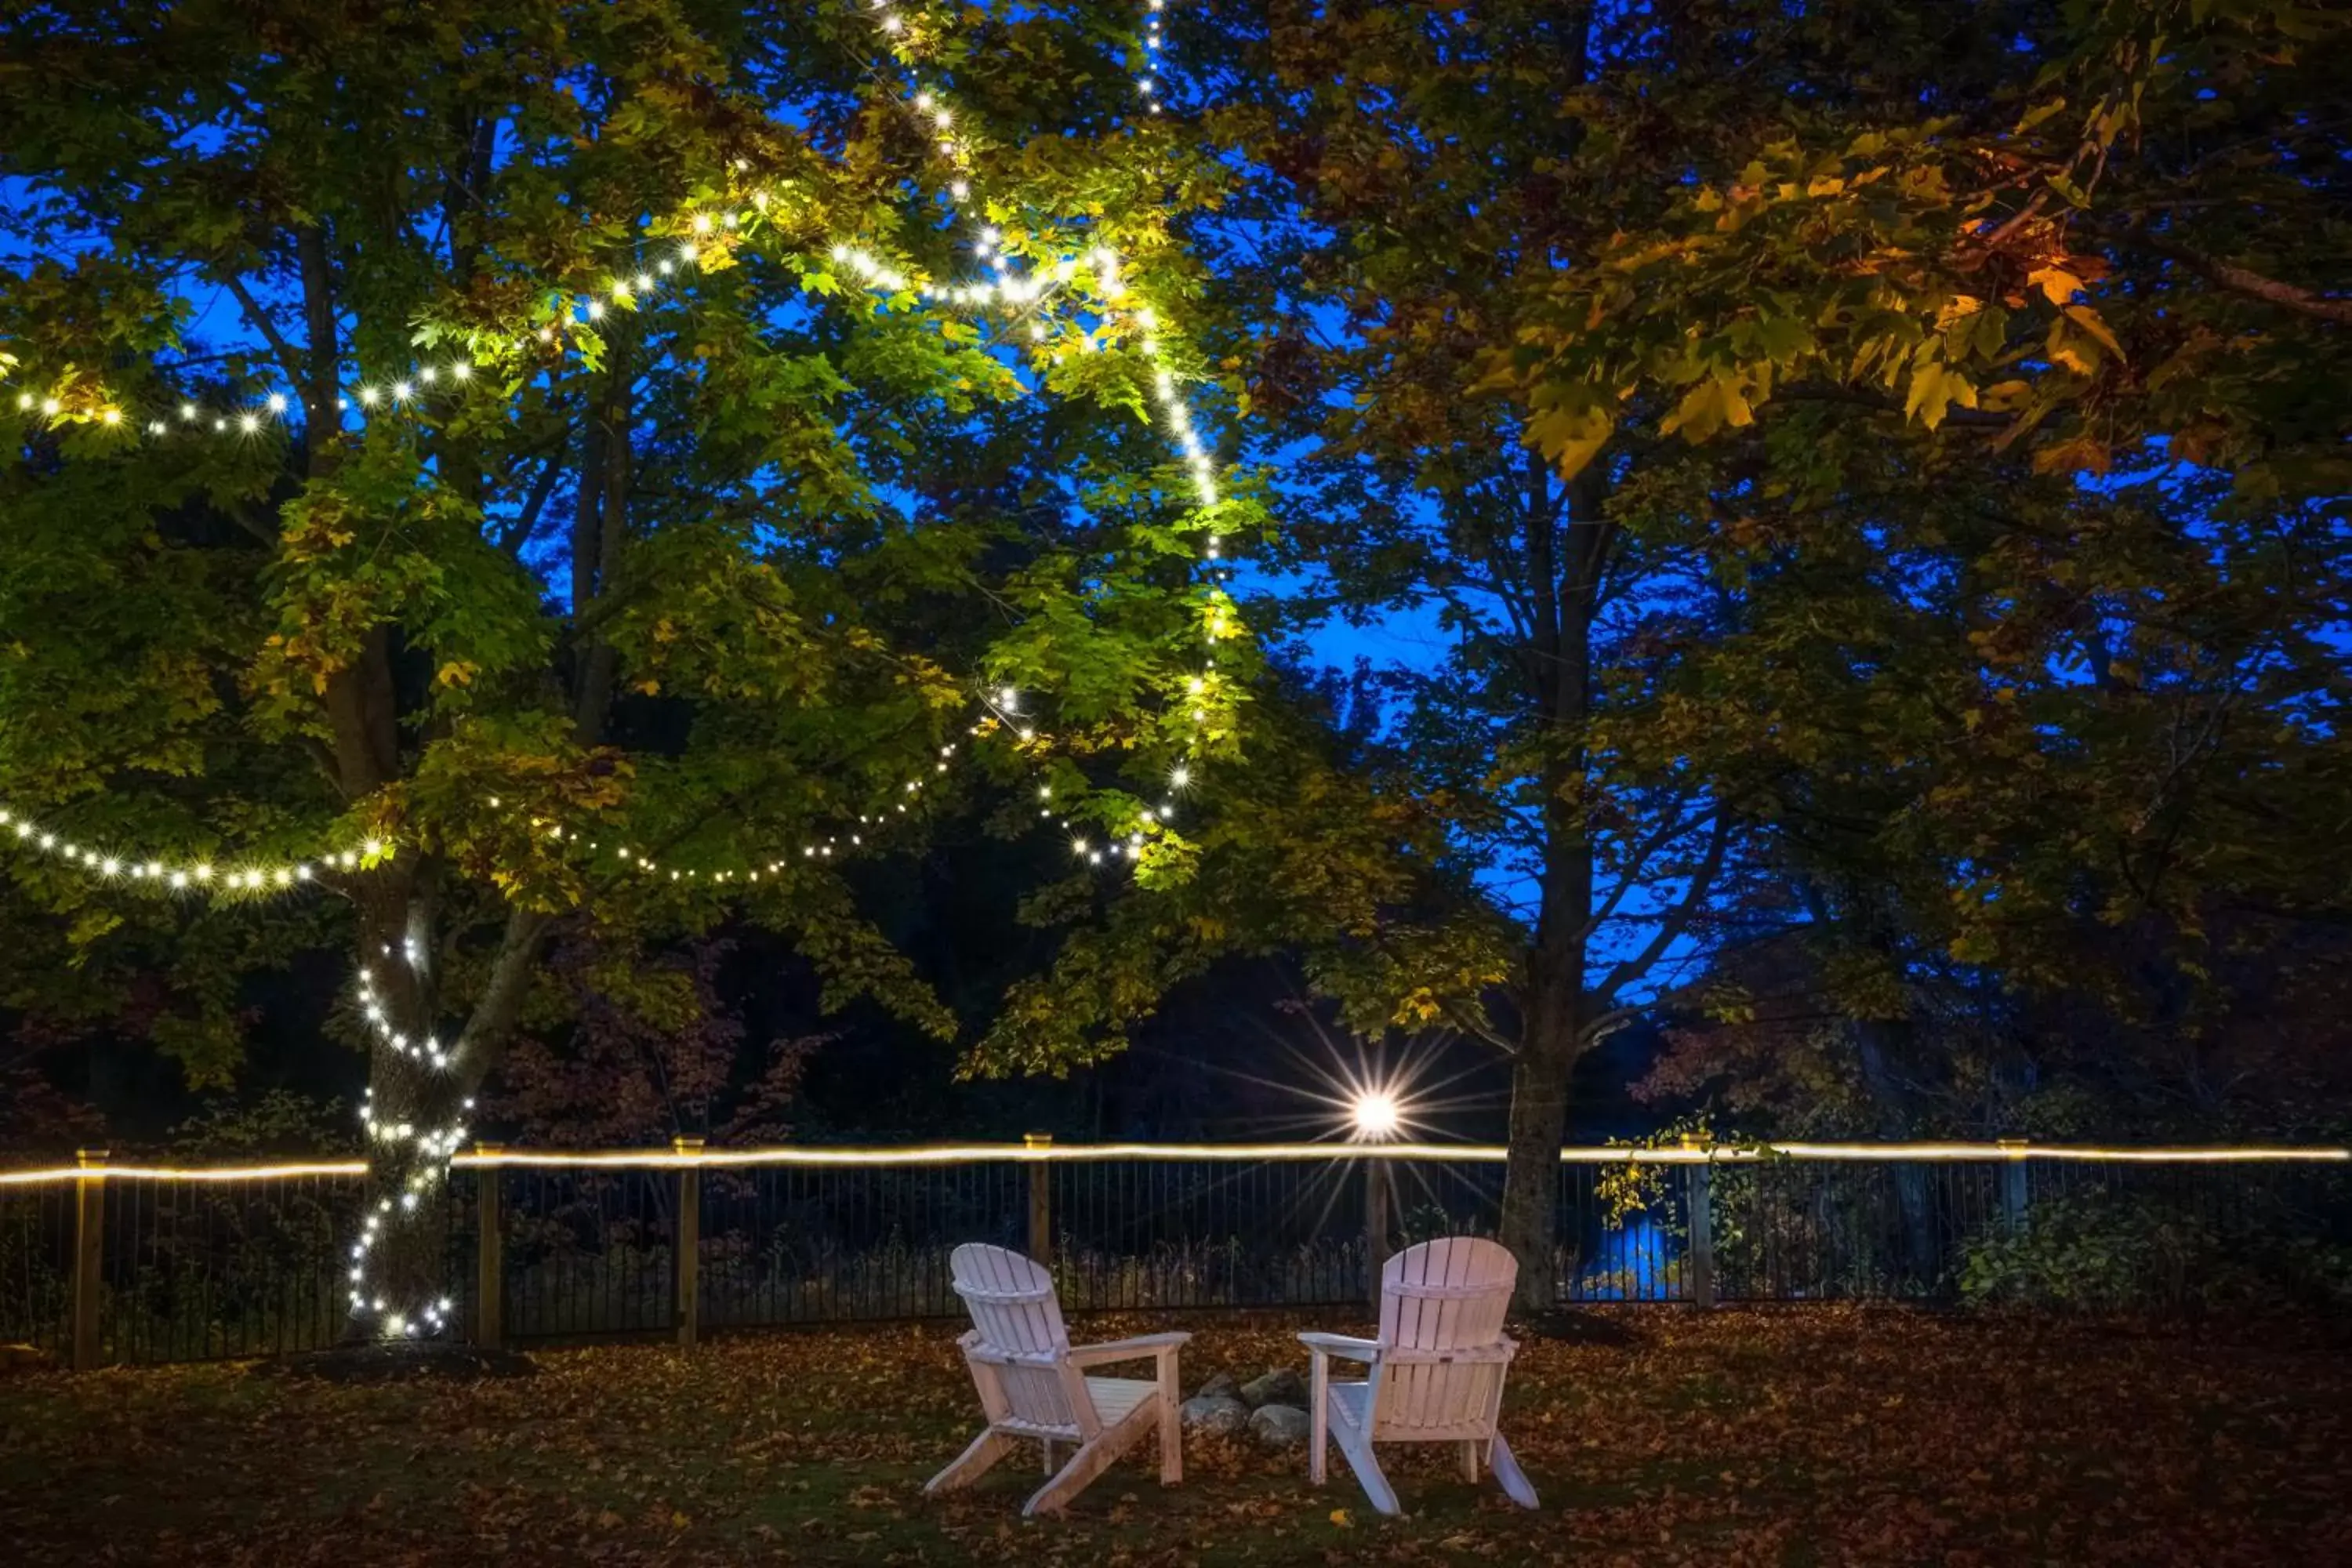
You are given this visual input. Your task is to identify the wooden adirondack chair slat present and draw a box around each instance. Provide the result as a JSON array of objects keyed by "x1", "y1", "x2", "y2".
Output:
[
  {"x1": 1300, "y1": 1236, "x2": 1540, "y2": 1516},
  {"x1": 927, "y1": 1243, "x2": 1189, "y2": 1517}
]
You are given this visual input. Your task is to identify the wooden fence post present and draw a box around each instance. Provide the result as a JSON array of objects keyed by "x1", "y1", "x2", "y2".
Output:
[
  {"x1": 674, "y1": 1137, "x2": 703, "y2": 1348},
  {"x1": 71, "y1": 1148, "x2": 107, "y2": 1371},
  {"x1": 1025, "y1": 1133, "x2": 1053, "y2": 1265},
  {"x1": 1682, "y1": 1136, "x2": 1716, "y2": 1310},
  {"x1": 1364, "y1": 1156, "x2": 1390, "y2": 1319},
  {"x1": 473, "y1": 1145, "x2": 503, "y2": 1348},
  {"x1": 1998, "y1": 1138, "x2": 2031, "y2": 1232}
]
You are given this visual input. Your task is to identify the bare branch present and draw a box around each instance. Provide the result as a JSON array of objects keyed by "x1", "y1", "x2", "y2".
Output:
[
  {"x1": 1592, "y1": 808, "x2": 1733, "y2": 1004},
  {"x1": 453, "y1": 907, "x2": 555, "y2": 1091},
  {"x1": 496, "y1": 429, "x2": 572, "y2": 557},
  {"x1": 216, "y1": 271, "x2": 309, "y2": 394},
  {"x1": 2127, "y1": 224, "x2": 2352, "y2": 325},
  {"x1": 1574, "y1": 799, "x2": 1696, "y2": 945}
]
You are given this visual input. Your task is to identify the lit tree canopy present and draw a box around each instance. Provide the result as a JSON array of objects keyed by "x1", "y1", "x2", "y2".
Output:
[{"x1": 0, "y1": 0, "x2": 1258, "y2": 1328}]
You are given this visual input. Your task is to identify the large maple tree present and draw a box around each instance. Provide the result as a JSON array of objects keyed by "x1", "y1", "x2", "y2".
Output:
[{"x1": 0, "y1": 0, "x2": 1244, "y2": 1325}]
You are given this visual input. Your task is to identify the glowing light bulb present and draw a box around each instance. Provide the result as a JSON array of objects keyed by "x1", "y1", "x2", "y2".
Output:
[{"x1": 1352, "y1": 1092, "x2": 1401, "y2": 1140}]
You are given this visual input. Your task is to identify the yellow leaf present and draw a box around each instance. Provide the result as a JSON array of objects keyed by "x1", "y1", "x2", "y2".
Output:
[
  {"x1": 1903, "y1": 361, "x2": 1977, "y2": 430},
  {"x1": 1329, "y1": 1508, "x2": 1354, "y2": 1529},
  {"x1": 2063, "y1": 304, "x2": 2124, "y2": 360},
  {"x1": 2031, "y1": 435, "x2": 2111, "y2": 476},
  {"x1": 1525, "y1": 403, "x2": 1613, "y2": 480},
  {"x1": 1933, "y1": 294, "x2": 1986, "y2": 331},
  {"x1": 1980, "y1": 379, "x2": 2033, "y2": 411},
  {"x1": 2045, "y1": 317, "x2": 2100, "y2": 376},
  {"x1": 1660, "y1": 374, "x2": 1755, "y2": 442},
  {"x1": 2027, "y1": 266, "x2": 2083, "y2": 306}
]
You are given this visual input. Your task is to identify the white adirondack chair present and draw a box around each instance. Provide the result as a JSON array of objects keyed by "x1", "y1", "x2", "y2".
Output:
[
  {"x1": 1300, "y1": 1236, "x2": 1540, "y2": 1516},
  {"x1": 927, "y1": 1242, "x2": 1190, "y2": 1516}
]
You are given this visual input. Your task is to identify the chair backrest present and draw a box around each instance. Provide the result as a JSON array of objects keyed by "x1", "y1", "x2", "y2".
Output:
[
  {"x1": 949, "y1": 1243, "x2": 1084, "y2": 1433},
  {"x1": 1371, "y1": 1236, "x2": 1517, "y2": 1437}
]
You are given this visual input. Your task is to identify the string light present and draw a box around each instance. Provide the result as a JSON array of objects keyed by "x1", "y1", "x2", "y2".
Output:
[
  {"x1": 6, "y1": 1140, "x2": 2343, "y2": 1186},
  {"x1": 0, "y1": 803, "x2": 379, "y2": 896},
  {"x1": 343, "y1": 965, "x2": 475, "y2": 1336}
]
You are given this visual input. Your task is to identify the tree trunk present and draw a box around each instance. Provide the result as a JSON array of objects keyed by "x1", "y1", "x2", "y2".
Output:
[
  {"x1": 1495, "y1": 450, "x2": 1606, "y2": 1310},
  {"x1": 1497, "y1": 1026, "x2": 1575, "y2": 1309},
  {"x1": 345, "y1": 884, "x2": 548, "y2": 1340},
  {"x1": 1854, "y1": 1016, "x2": 1940, "y2": 1286}
]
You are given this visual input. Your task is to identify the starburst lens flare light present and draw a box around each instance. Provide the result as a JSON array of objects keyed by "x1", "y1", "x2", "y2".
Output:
[{"x1": 1350, "y1": 1091, "x2": 1403, "y2": 1142}]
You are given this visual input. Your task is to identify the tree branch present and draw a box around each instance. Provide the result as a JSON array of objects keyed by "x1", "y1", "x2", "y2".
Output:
[
  {"x1": 216, "y1": 271, "x2": 310, "y2": 394},
  {"x1": 454, "y1": 907, "x2": 556, "y2": 1091},
  {"x1": 2127, "y1": 225, "x2": 2352, "y2": 325},
  {"x1": 1593, "y1": 808, "x2": 1732, "y2": 1004},
  {"x1": 1574, "y1": 799, "x2": 1696, "y2": 945},
  {"x1": 294, "y1": 223, "x2": 342, "y2": 441},
  {"x1": 496, "y1": 430, "x2": 572, "y2": 557},
  {"x1": 1773, "y1": 385, "x2": 2015, "y2": 430}
]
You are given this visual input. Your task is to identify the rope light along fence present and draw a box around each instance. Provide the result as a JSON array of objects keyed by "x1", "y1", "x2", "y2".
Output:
[{"x1": 1, "y1": 1140, "x2": 2344, "y2": 1369}]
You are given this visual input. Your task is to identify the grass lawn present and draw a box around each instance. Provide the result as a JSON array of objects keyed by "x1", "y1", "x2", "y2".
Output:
[{"x1": 2, "y1": 1305, "x2": 2345, "y2": 1565}]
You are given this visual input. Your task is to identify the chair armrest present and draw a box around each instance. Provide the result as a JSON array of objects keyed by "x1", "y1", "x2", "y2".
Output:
[
  {"x1": 1385, "y1": 1342, "x2": 1515, "y2": 1365},
  {"x1": 1066, "y1": 1330, "x2": 1192, "y2": 1368},
  {"x1": 1298, "y1": 1332, "x2": 1382, "y2": 1363}
]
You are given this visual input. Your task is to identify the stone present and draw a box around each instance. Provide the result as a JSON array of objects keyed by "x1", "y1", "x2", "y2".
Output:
[
  {"x1": 1239, "y1": 1367, "x2": 1307, "y2": 1409},
  {"x1": 1180, "y1": 1395, "x2": 1250, "y2": 1436},
  {"x1": 1250, "y1": 1403, "x2": 1312, "y2": 1449},
  {"x1": 1197, "y1": 1370, "x2": 1240, "y2": 1402}
]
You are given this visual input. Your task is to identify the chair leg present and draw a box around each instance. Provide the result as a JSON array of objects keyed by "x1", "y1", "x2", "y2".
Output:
[
  {"x1": 1308, "y1": 1356, "x2": 1328, "y2": 1486},
  {"x1": 1040, "y1": 1439, "x2": 1055, "y2": 1475},
  {"x1": 926, "y1": 1429, "x2": 1017, "y2": 1496},
  {"x1": 1329, "y1": 1407, "x2": 1400, "y2": 1517},
  {"x1": 1487, "y1": 1430, "x2": 1540, "y2": 1510},
  {"x1": 1459, "y1": 1440, "x2": 1479, "y2": 1483},
  {"x1": 1156, "y1": 1385, "x2": 1182, "y2": 1485},
  {"x1": 1025, "y1": 1402, "x2": 1158, "y2": 1517}
]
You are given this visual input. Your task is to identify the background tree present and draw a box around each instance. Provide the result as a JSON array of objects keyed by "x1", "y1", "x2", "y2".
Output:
[
  {"x1": 982, "y1": 0, "x2": 2350, "y2": 1303},
  {"x1": 1484, "y1": 0, "x2": 2352, "y2": 1140}
]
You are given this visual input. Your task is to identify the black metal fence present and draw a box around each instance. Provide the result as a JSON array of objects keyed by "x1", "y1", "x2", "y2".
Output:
[{"x1": 3, "y1": 1143, "x2": 2346, "y2": 1367}]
